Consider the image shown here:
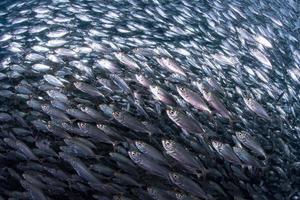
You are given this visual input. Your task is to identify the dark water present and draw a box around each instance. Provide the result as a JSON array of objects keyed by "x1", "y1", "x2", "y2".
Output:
[{"x1": 0, "y1": 0, "x2": 299, "y2": 199}]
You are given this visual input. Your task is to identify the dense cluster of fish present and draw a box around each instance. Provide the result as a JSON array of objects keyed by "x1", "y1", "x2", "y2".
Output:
[{"x1": 0, "y1": 0, "x2": 299, "y2": 199}]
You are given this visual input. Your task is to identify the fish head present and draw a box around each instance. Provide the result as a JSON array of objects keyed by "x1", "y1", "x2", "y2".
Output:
[
  {"x1": 169, "y1": 172, "x2": 181, "y2": 184},
  {"x1": 77, "y1": 122, "x2": 88, "y2": 130},
  {"x1": 243, "y1": 95, "x2": 253, "y2": 105},
  {"x1": 78, "y1": 105, "x2": 87, "y2": 112},
  {"x1": 134, "y1": 141, "x2": 146, "y2": 152},
  {"x1": 212, "y1": 140, "x2": 223, "y2": 151},
  {"x1": 128, "y1": 151, "x2": 142, "y2": 163},
  {"x1": 73, "y1": 82, "x2": 82, "y2": 89},
  {"x1": 162, "y1": 57, "x2": 171, "y2": 65},
  {"x1": 156, "y1": 57, "x2": 164, "y2": 65},
  {"x1": 176, "y1": 85, "x2": 187, "y2": 96},
  {"x1": 114, "y1": 52, "x2": 124, "y2": 59},
  {"x1": 41, "y1": 104, "x2": 50, "y2": 112},
  {"x1": 235, "y1": 132, "x2": 247, "y2": 142},
  {"x1": 162, "y1": 139, "x2": 175, "y2": 152},
  {"x1": 166, "y1": 107, "x2": 178, "y2": 119}
]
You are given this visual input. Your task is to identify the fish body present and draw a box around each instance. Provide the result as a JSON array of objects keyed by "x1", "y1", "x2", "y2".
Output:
[
  {"x1": 128, "y1": 151, "x2": 169, "y2": 179},
  {"x1": 166, "y1": 108, "x2": 204, "y2": 135},
  {"x1": 149, "y1": 85, "x2": 177, "y2": 106},
  {"x1": 244, "y1": 98, "x2": 271, "y2": 120},
  {"x1": 212, "y1": 141, "x2": 242, "y2": 165},
  {"x1": 236, "y1": 131, "x2": 266, "y2": 159},
  {"x1": 157, "y1": 57, "x2": 187, "y2": 77},
  {"x1": 112, "y1": 110, "x2": 148, "y2": 133},
  {"x1": 177, "y1": 86, "x2": 211, "y2": 113}
]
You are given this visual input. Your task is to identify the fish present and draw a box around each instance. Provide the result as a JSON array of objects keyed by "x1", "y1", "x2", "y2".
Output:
[
  {"x1": 20, "y1": 180, "x2": 48, "y2": 200},
  {"x1": 60, "y1": 152, "x2": 102, "y2": 184},
  {"x1": 176, "y1": 85, "x2": 212, "y2": 114},
  {"x1": 112, "y1": 110, "x2": 149, "y2": 134},
  {"x1": 147, "y1": 187, "x2": 175, "y2": 200},
  {"x1": 77, "y1": 122, "x2": 114, "y2": 144},
  {"x1": 169, "y1": 172, "x2": 209, "y2": 199},
  {"x1": 251, "y1": 49, "x2": 272, "y2": 69},
  {"x1": 135, "y1": 140, "x2": 168, "y2": 165},
  {"x1": 128, "y1": 151, "x2": 169, "y2": 179},
  {"x1": 233, "y1": 146, "x2": 262, "y2": 168},
  {"x1": 199, "y1": 84, "x2": 232, "y2": 120},
  {"x1": 41, "y1": 104, "x2": 71, "y2": 122},
  {"x1": 109, "y1": 74, "x2": 132, "y2": 94},
  {"x1": 212, "y1": 140, "x2": 242, "y2": 165},
  {"x1": 74, "y1": 82, "x2": 105, "y2": 98},
  {"x1": 162, "y1": 139, "x2": 204, "y2": 172},
  {"x1": 0, "y1": 0, "x2": 298, "y2": 199},
  {"x1": 166, "y1": 108, "x2": 204, "y2": 136},
  {"x1": 244, "y1": 97, "x2": 271, "y2": 120},
  {"x1": 66, "y1": 108, "x2": 95, "y2": 122},
  {"x1": 97, "y1": 59, "x2": 121, "y2": 74},
  {"x1": 114, "y1": 52, "x2": 140, "y2": 70},
  {"x1": 149, "y1": 85, "x2": 177, "y2": 106},
  {"x1": 235, "y1": 131, "x2": 267, "y2": 159},
  {"x1": 43, "y1": 74, "x2": 65, "y2": 87},
  {"x1": 156, "y1": 57, "x2": 187, "y2": 77}
]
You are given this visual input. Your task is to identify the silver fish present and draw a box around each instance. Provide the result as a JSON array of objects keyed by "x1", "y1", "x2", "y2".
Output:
[
  {"x1": 157, "y1": 57, "x2": 187, "y2": 77},
  {"x1": 176, "y1": 85, "x2": 211, "y2": 114},
  {"x1": 244, "y1": 97, "x2": 271, "y2": 120},
  {"x1": 112, "y1": 110, "x2": 148, "y2": 133},
  {"x1": 128, "y1": 151, "x2": 169, "y2": 179},
  {"x1": 169, "y1": 172, "x2": 209, "y2": 199},
  {"x1": 235, "y1": 131, "x2": 266, "y2": 159},
  {"x1": 135, "y1": 140, "x2": 168, "y2": 165},
  {"x1": 212, "y1": 141, "x2": 242, "y2": 165},
  {"x1": 166, "y1": 108, "x2": 204, "y2": 135},
  {"x1": 149, "y1": 85, "x2": 177, "y2": 106}
]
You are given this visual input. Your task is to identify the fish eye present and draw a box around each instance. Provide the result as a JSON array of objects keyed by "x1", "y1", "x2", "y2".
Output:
[
  {"x1": 180, "y1": 87, "x2": 184, "y2": 91},
  {"x1": 79, "y1": 123, "x2": 86, "y2": 128}
]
